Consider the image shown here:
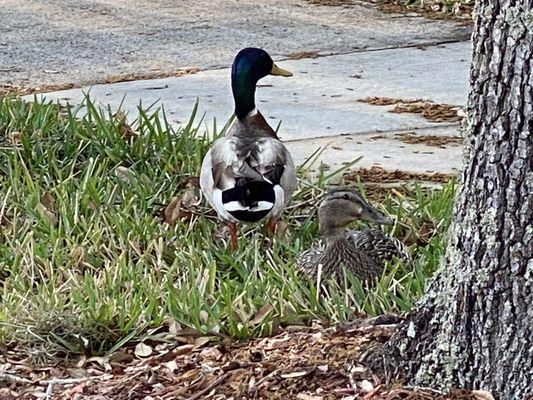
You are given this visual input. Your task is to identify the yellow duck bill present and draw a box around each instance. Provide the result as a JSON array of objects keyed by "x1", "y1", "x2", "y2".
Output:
[{"x1": 270, "y1": 63, "x2": 293, "y2": 77}]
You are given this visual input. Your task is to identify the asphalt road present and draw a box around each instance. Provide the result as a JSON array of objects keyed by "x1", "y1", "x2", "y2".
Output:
[{"x1": 1, "y1": 0, "x2": 470, "y2": 89}]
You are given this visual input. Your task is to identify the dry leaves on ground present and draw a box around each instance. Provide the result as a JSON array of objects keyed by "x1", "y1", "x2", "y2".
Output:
[
  {"x1": 0, "y1": 68, "x2": 200, "y2": 97},
  {"x1": 393, "y1": 132, "x2": 463, "y2": 148},
  {"x1": 358, "y1": 97, "x2": 422, "y2": 106},
  {"x1": 103, "y1": 68, "x2": 200, "y2": 85},
  {"x1": 163, "y1": 185, "x2": 205, "y2": 226},
  {"x1": 375, "y1": 0, "x2": 474, "y2": 21},
  {"x1": 286, "y1": 51, "x2": 321, "y2": 60},
  {"x1": 306, "y1": 0, "x2": 355, "y2": 6},
  {"x1": 358, "y1": 97, "x2": 463, "y2": 123},
  {"x1": 345, "y1": 166, "x2": 456, "y2": 184},
  {"x1": 113, "y1": 110, "x2": 137, "y2": 141}
]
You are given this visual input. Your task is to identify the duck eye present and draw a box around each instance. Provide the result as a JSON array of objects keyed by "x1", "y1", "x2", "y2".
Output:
[{"x1": 341, "y1": 194, "x2": 350, "y2": 200}]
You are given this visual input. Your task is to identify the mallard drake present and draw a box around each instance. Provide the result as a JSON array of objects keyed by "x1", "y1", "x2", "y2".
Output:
[
  {"x1": 297, "y1": 188, "x2": 409, "y2": 281},
  {"x1": 200, "y1": 48, "x2": 297, "y2": 248}
]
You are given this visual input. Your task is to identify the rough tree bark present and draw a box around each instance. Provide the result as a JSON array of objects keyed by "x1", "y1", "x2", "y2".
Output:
[{"x1": 369, "y1": 1, "x2": 532, "y2": 399}]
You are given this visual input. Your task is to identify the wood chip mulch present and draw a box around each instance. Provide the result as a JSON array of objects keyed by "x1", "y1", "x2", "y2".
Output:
[{"x1": 0, "y1": 319, "x2": 480, "y2": 399}]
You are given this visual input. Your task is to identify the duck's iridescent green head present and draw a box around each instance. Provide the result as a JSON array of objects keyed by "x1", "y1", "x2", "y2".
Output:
[{"x1": 231, "y1": 48, "x2": 292, "y2": 120}]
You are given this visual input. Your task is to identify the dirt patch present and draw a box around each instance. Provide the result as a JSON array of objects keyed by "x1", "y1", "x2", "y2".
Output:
[
  {"x1": 346, "y1": 166, "x2": 457, "y2": 184},
  {"x1": 358, "y1": 97, "x2": 463, "y2": 123},
  {"x1": 286, "y1": 51, "x2": 321, "y2": 60},
  {"x1": 0, "y1": 320, "x2": 479, "y2": 399},
  {"x1": 394, "y1": 132, "x2": 464, "y2": 147},
  {"x1": 0, "y1": 68, "x2": 200, "y2": 97}
]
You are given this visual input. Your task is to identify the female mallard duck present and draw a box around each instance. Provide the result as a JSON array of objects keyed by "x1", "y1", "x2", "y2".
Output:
[
  {"x1": 297, "y1": 188, "x2": 409, "y2": 281},
  {"x1": 200, "y1": 48, "x2": 297, "y2": 248}
]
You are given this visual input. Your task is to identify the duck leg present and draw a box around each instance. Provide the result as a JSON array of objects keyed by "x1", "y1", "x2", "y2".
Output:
[
  {"x1": 228, "y1": 222, "x2": 238, "y2": 250},
  {"x1": 266, "y1": 218, "x2": 277, "y2": 237}
]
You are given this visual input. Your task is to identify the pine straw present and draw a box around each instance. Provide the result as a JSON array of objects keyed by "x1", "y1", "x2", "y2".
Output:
[
  {"x1": 0, "y1": 68, "x2": 200, "y2": 97},
  {"x1": 393, "y1": 133, "x2": 463, "y2": 148},
  {"x1": 0, "y1": 320, "x2": 478, "y2": 399},
  {"x1": 357, "y1": 97, "x2": 463, "y2": 123},
  {"x1": 286, "y1": 51, "x2": 321, "y2": 60},
  {"x1": 375, "y1": 1, "x2": 473, "y2": 22},
  {"x1": 345, "y1": 166, "x2": 457, "y2": 185}
]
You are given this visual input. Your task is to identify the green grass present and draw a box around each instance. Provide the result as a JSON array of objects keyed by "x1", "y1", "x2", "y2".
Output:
[{"x1": 0, "y1": 96, "x2": 455, "y2": 360}]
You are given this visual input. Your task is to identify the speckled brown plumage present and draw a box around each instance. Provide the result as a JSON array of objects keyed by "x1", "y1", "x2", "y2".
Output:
[
  {"x1": 297, "y1": 229, "x2": 408, "y2": 282},
  {"x1": 296, "y1": 187, "x2": 410, "y2": 282},
  {"x1": 350, "y1": 228, "x2": 411, "y2": 266}
]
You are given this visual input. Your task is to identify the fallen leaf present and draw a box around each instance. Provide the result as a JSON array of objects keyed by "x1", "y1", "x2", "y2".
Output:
[
  {"x1": 181, "y1": 189, "x2": 199, "y2": 209},
  {"x1": 37, "y1": 192, "x2": 59, "y2": 226},
  {"x1": 276, "y1": 220, "x2": 289, "y2": 241},
  {"x1": 175, "y1": 344, "x2": 195, "y2": 354},
  {"x1": 115, "y1": 166, "x2": 134, "y2": 183},
  {"x1": 287, "y1": 51, "x2": 320, "y2": 60},
  {"x1": 360, "y1": 379, "x2": 374, "y2": 392},
  {"x1": 167, "y1": 319, "x2": 182, "y2": 334},
  {"x1": 358, "y1": 96, "x2": 421, "y2": 106},
  {"x1": 40, "y1": 192, "x2": 56, "y2": 211},
  {"x1": 280, "y1": 370, "x2": 312, "y2": 379},
  {"x1": 109, "y1": 350, "x2": 135, "y2": 364},
  {"x1": 164, "y1": 361, "x2": 178, "y2": 374},
  {"x1": 249, "y1": 304, "x2": 274, "y2": 326},
  {"x1": 317, "y1": 365, "x2": 329, "y2": 373},
  {"x1": 199, "y1": 310, "x2": 209, "y2": 324},
  {"x1": 113, "y1": 110, "x2": 137, "y2": 140},
  {"x1": 134, "y1": 342, "x2": 153, "y2": 358},
  {"x1": 86, "y1": 356, "x2": 112, "y2": 372},
  {"x1": 10, "y1": 131, "x2": 22, "y2": 145},
  {"x1": 193, "y1": 336, "x2": 211, "y2": 348},
  {"x1": 394, "y1": 132, "x2": 463, "y2": 147},
  {"x1": 472, "y1": 390, "x2": 496, "y2": 400},
  {"x1": 199, "y1": 347, "x2": 223, "y2": 361},
  {"x1": 36, "y1": 203, "x2": 58, "y2": 226},
  {"x1": 176, "y1": 368, "x2": 200, "y2": 382},
  {"x1": 164, "y1": 197, "x2": 181, "y2": 225},
  {"x1": 296, "y1": 394, "x2": 323, "y2": 400}
]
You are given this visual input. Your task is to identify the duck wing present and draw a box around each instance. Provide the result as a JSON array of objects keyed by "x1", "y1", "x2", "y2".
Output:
[
  {"x1": 297, "y1": 237, "x2": 382, "y2": 281},
  {"x1": 349, "y1": 229, "x2": 411, "y2": 264},
  {"x1": 296, "y1": 239, "x2": 327, "y2": 277}
]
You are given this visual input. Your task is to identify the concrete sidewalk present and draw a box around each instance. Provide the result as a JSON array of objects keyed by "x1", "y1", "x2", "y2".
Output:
[{"x1": 28, "y1": 41, "x2": 471, "y2": 175}]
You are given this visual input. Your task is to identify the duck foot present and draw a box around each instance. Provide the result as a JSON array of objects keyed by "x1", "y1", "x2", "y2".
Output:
[
  {"x1": 228, "y1": 222, "x2": 238, "y2": 250},
  {"x1": 266, "y1": 219, "x2": 277, "y2": 237}
]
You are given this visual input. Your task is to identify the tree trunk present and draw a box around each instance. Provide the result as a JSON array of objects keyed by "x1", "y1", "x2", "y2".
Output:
[{"x1": 369, "y1": 1, "x2": 533, "y2": 399}]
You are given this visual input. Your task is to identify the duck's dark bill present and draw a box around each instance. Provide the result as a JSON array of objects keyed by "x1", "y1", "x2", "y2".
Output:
[{"x1": 222, "y1": 181, "x2": 276, "y2": 223}]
